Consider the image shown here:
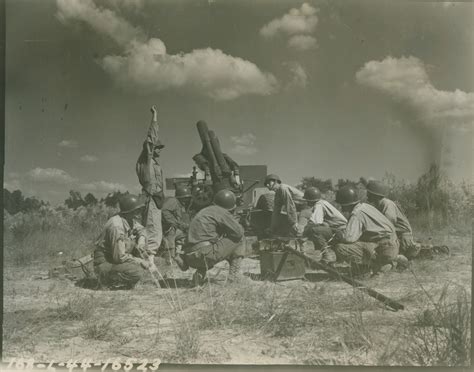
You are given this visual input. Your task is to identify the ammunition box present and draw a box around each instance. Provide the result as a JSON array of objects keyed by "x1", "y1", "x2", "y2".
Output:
[{"x1": 260, "y1": 251, "x2": 306, "y2": 281}]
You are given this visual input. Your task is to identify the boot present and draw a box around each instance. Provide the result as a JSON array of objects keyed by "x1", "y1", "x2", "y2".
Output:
[
  {"x1": 393, "y1": 254, "x2": 410, "y2": 270},
  {"x1": 192, "y1": 268, "x2": 207, "y2": 287},
  {"x1": 172, "y1": 254, "x2": 189, "y2": 272}
]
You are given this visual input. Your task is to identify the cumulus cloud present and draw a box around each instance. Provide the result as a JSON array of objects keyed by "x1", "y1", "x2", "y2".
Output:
[
  {"x1": 4, "y1": 179, "x2": 21, "y2": 191},
  {"x1": 56, "y1": 0, "x2": 278, "y2": 101},
  {"x1": 286, "y1": 62, "x2": 308, "y2": 88},
  {"x1": 80, "y1": 155, "x2": 98, "y2": 162},
  {"x1": 58, "y1": 140, "x2": 78, "y2": 148},
  {"x1": 288, "y1": 35, "x2": 318, "y2": 51},
  {"x1": 81, "y1": 180, "x2": 128, "y2": 193},
  {"x1": 56, "y1": 0, "x2": 145, "y2": 46},
  {"x1": 27, "y1": 167, "x2": 76, "y2": 184},
  {"x1": 356, "y1": 56, "x2": 474, "y2": 129},
  {"x1": 102, "y1": 42, "x2": 278, "y2": 100},
  {"x1": 260, "y1": 3, "x2": 318, "y2": 38},
  {"x1": 230, "y1": 133, "x2": 258, "y2": 155}
]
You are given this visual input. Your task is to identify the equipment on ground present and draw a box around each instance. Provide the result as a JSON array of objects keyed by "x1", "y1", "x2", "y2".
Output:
[
  {"x1": 283, "y1": 241, "x2": 405, "y2": 311},
  {"x1": 259, "y1": 239, "x2": 306, "y2": 281}
]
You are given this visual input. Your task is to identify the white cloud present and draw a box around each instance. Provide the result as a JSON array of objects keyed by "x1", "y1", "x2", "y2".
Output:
[
  {"x1": 27, "y1": 167, "x2": 76, "y2": 184},
  {"x1": 230, "y1": 133, "x2": 258, "y2": 155},
  {"x1": 56, "y1": 0, "x2": 145, "y2": 46},
  {"x1": 286, "y1": 62, "x2": 308, "y2": 88},
  {"x1": 356, "y1": 56, "x2": 474, "y2": 129},
  {"x1": 58, "y1": 139, "x2": 78, "y2": 148},
  {"x1": 80, "y1": 155, "x2": 98, "y2": 162},
  {"x1": 288, "y1": 35, "x2": 317, "y2": 51},
  {"x1": 103, "y1": 0, "x2": 145, "y2": 12},
  {"x1": 81, "y1": 181, "x2": 128, "y2": 193},
  {"x1": 260, "y1": 3, "x2": 318, "y2": 38},
  {"x1": 57, "y1": 0, "x2": 278, "y2": 101},
  {"x1": 102, "y1": 42, "x2": 279, "y2": 101},
  {"x1": 4, "y1": 179, "x2": 21, "y2": 191}
]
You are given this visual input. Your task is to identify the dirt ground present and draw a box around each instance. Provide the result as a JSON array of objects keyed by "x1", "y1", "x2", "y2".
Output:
[{"x1": 3, "y1": 233, "x2": 471, "y2": 366}]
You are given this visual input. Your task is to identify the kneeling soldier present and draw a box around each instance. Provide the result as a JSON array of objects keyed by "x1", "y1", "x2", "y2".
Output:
[
  {"x1": 160, "y1": 184, "x2": 193, "y2": 264},
  {"x1": 333, "y1": 185, "x2": 405, "y2": 275},
  {"x1": 182, "y1": 189, "x2": 247, "y2": 286},
  {"x1": 366, "y1": 180, "x2": 420, "y2": 259},
  {"x1": 298, "y1": 187, "x2": 347, "y2": 265},
  {"x1": 93, "y1": 195, "x2": 151, "y2": 289}
]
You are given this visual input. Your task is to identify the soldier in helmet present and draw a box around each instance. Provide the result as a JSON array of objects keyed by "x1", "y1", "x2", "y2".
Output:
[
  {"x1": 179, "y1": 189, "x2": 248, "y2": 286},
  {"x1": 366, "y1": 180, "x2": 420, "y2": 259},
  {"x1": 333, "y1": 185, "x2": 408, "y2": 275},
  {"x1": 160, "y1": 184, "x2": 193, "y2": 266},
  {"x1": 298, "y1": 187, "x2": 347, "y2": 265},
  {"x1": 93, "y1": 194, "x2": 151, "y2": 289},
  {"x1": 264, "y1": 174, "x2": 304, "y2": 237},
  {"x1": 136, "y1": 105, "x2": 165, "y2": 257}
]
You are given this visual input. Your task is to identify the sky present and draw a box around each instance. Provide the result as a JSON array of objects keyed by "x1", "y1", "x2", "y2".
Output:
[{"x1": 4, "y1": 0, "x2": 474, "y2": 204}]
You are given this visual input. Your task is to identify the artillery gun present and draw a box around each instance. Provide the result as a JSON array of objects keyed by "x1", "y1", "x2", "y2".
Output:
[{"x1": 166, "y1": 120, "x2": 267, "y2": 214}]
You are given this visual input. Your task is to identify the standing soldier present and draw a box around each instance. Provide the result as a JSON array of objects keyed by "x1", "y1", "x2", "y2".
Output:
[
  {"x1": 160, "y1": 184, "x2": 193, "y2": 265},
  {"x1": 136, "y1": 105, "x2": 165, "y2": 258},
  {"x1": 264, "y1": 174, "x2": 304, "y2": 237},
  {"x1": 333, "y1": 185, "x2": 407, "y2": 275},
  {"x1": 298, "y1": 187, "x2": 347, "y2": 265},
  {"x1": 93, "y1": 195, "x2": 150, "y2": 289},
  {"x1": 366, "y1": 180, "x2": 420, "y2": 259},
  {"x1": 180, "y1": 189, "x2": 247, "y2": 286}
]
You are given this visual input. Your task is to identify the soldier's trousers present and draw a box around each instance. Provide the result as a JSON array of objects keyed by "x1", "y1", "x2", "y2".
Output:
[
  {"x1": 303, "y1": 224, "x2": 334, "y2": 249},
  {"x1": 94, "y1": 252, "x2": 143, "y2": 289},
  {"x1": 398, "y1": 232, "x2": 420, "y2": 259},
  {"x1": 334, "y1": 238, "x2": 399, "y2": 268},
  {"x1": 144, "y1": 197, "x2": 162, "y2": 255},
  {"x1": 160, "y1": 228, "x2": 185, "y2": 263},
  {"x1": 184, "y1": 238, "x2": 246, "y2": 272}
]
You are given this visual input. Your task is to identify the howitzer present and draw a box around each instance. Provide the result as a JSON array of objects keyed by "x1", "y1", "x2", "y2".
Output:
[{"x1": 283, "y1": 243, "x2": 405, "y2": 311}]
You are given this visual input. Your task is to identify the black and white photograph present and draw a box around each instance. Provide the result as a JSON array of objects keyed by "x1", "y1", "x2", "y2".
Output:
[{"x1": 2, "y1": 0, "x2": 473, "y2": 368}]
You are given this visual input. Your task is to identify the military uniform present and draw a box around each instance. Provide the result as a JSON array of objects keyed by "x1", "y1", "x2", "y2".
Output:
[
  {"x1": 376, "y1": 198, "x2": 419, "y2": 259},
  {"x1": 183, "y1": 205, "x2": 245, "y2": 280},
  {"x1": 334, "y1": 202, "x2": 399, "y2": 271},
  {"x1": 271, "y1": 184, "x2": 304, "y2": 236},
  {"x1": 136, "y1": 118, "x2": 164, "y2": 255},
  {"x1": 161, "y1": 196, "x2": 191, "y2": 261},
  {"x1": 93, "y1": 215, "x2": 146, "y2": 289}
]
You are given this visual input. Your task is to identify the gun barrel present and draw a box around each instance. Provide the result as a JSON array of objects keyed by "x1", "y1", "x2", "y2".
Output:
[
  {"x1": 284, "y1": 245, "x2": 405, "y2": 311},
  {"x1": 197, "y1": 121, "x2": 222, "y2": 179},
  {"x1": 209, "y1": 130, "x2": 231, "y2": 175}
]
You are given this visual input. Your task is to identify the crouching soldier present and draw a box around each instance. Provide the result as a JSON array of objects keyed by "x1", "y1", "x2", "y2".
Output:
[
  {"x1": 366, "y1": 180, "x2": 420, "y2": 259},
  {"x1": 178, "y1": 189, "x2": 247, "y2": 286},
  {"x1": 160, "y1": 184, "x2": 193, "y2": 265},
  {"x1": 333, "y1": 186, "x2": 407, "y2": 276},
  {"x1": 93, "y1": 195, "x2": 151, "y2": 289},
  {"x1": 298, "y1": 187, "x2": 347, "y2": 265},
  {"x1": 264, "y1": 174, "x2": 304, "y2": 237}
]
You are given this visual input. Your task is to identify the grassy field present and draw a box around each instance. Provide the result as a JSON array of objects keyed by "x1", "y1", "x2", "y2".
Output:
[{"x1": 2, "y1": 222, "x2": 471, "y2": 366}]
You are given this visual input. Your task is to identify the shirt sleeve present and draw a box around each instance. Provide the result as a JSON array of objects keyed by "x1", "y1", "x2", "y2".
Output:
[
  {"x1": 221, "y1": 211, "x2": 244, "y2": 242},
  {"x1": 342, "y1": 215, "x2": 364, "y2": 243},
  {"x1": 284, "y1": 188, "x2": 298, "y2": 225},
  {"x1": 146, "y1": 120, "x2": 161, "y2": 150},
  {"x1": 106, "y1": 224, "x2": 138, "y2": 264},
  {"x1": 311, "y1": 203, "x2": 324, "y2": 224},
  {"x1": 381, "y1": 200, "x2": 398, "y2": 226}
]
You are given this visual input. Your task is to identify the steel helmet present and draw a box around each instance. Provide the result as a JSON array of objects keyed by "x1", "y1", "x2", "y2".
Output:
[
  {"x1": 366, "y1": 180, "x2": 388, "y2": 198},
  {"x1": 335, "y1": 185, "x2": 360, "y2": 206},
  {"x1": 119, "y1": 194, "x2": 145, "y2": 214},
  {"x1": 303, "y1": 187, "x2": 321, "y2": 202},
  {"x1": 213, "y1": 189, "x2": 237, "y2": 210},
  {"x1": 264, "y1": 174, "x2": 281, "y2": 185},
  {"x1": 175, "y1": 184, "x2": 192, "y2": 199}
]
